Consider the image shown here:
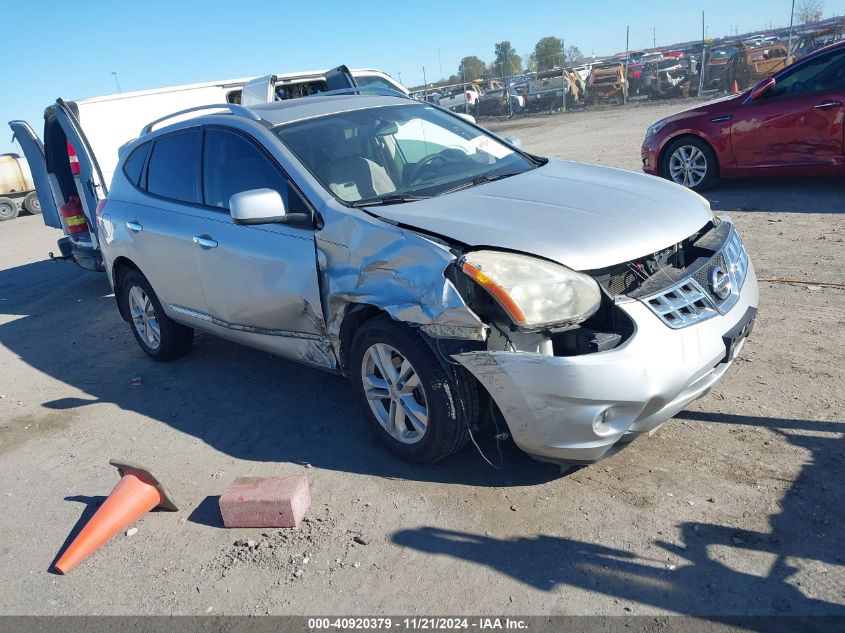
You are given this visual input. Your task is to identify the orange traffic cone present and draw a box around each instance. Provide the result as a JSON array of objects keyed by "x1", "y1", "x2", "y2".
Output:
[
  {"x1": 731, "y1": 80, "x2": 740, "y2": 94},
  {"x1": 54, "y1": 460, "x2": 178, "y2": 574}
]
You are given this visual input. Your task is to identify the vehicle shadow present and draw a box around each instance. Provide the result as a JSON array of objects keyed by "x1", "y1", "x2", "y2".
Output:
[
  {"x1": 703, "y1": 178, "x2": 845, "y2": 214},
  {"x1": 393, "y1": 411, "x2": 845, "y2": 617},
  {"x1": 0, "y1": 258, "x2": 559, "y2": 487}
]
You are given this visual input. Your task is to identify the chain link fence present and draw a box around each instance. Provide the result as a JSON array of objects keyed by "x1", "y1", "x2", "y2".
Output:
[
  {"x1": 423, "y1": 15, "x2": 844, "y2": 119},
  {"x1": 698, "y1": 15, "x2": 844, "y2": 96}
]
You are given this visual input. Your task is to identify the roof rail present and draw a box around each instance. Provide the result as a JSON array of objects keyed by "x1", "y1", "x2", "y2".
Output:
[{"x1": 140, "y1": 104, "x2": 261, "y2": 136}]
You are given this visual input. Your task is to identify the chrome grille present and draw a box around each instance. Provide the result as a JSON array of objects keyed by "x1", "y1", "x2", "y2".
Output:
[{"x1": 642, "y1": 225, "x2": 750, "y2": 329}]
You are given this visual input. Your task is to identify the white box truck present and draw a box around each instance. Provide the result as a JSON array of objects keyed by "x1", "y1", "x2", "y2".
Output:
[{"x1": 9, "y1": 66, "x2": 406, "y2": 269}]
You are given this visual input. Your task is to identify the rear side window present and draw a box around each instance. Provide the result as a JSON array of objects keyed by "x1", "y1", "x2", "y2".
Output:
[
  {"x1": 147, "y1": 129, "x2": 201, "y2": 203},
  {"x1": 122, "y1": 142, "x2": 150, "y2": 187},
  {"x1": 202, "y1": 128, "x2": 309, "y2": 214}
]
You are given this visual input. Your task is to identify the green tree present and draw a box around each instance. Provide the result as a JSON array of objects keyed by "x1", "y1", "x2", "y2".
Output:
[
  {"x1": 532, "y1": 36, "x2": 564, "y2": 71},
  {"x1": 458, "y1": 56, "x2": 487, "y2": 81},
  {"x1": 493, "y1": 41, "x2": 522, "y2": 76}
]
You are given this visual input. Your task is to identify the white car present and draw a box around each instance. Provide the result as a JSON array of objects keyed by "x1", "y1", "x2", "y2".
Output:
[{"x1": 438, "y1": 86, "x2": 482, "y2": 111}]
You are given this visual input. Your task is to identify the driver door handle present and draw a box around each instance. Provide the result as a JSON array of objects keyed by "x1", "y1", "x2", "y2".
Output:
[
  {"x1": 814, "y1": 100, "x2": 843, "y2": 110},
  {"x1": 126, "y1": 221, "x2": 143, "y2": 232},
  {"x1": 192, "y1": 235, "x2": 218, "y2": 249}
]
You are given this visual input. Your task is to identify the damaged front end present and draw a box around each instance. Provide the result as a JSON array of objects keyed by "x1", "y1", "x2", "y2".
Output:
[
  {"x1": 450, "y1": 218, "x2": 758, "y2": 465},
  {"x1": 316, "y1": 201, "x2": 756, "y2": 466}
]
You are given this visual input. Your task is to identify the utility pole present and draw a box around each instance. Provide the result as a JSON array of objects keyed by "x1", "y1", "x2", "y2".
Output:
[
  {"x1": 697, "y1": 11, "x2": 706, "y2": 97},
  {"x1": 653, "y1": 27, "x2": 656, "y2": 48},
  {"x1": 438, "y1": 48, "x2": 443, "y2": 82},
  {"x1": 422, "y1": 66, "x2": 427, "y2": 101},
  {"x1": 397, "y1": 71, "x2": 403, "y2": 85},
  {"x1": 787, "y1": 0, "x2": 796, "y2": 56},
  {"x1": 111, "y1": 70, "x2": 122, "y2": 93},
  {"x1": 623, "y1": 25, "x2": 630, "y2": 105},
  {"x1": 561, "y1": 36, "x2": 567, "y2": 112},
  {"x1": 463, "y1": 68, "x2": 469, "y2": 115}
]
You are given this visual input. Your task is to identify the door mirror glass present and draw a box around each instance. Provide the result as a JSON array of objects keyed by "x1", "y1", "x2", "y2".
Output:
[
  {"x1": 229, "y1": 188, "x2": 287, "y2": 225},
  {"x1": 750, "y1": 77, "x2": 776, "y2": 101}
]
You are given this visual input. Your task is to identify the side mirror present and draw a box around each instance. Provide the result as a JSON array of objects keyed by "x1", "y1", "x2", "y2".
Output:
[
  {"x1": 750, "y1": 76, "x2": 775, "y2": 101},
  {"x1": 505, "y1": 136, "x2": 523, "y2": 149},
  {"x1": 455, "y1": 112, "x2": 477, "y2": 124},
  {"x1": 229, "y1": 188, "x2": 309, "y2": 225}
]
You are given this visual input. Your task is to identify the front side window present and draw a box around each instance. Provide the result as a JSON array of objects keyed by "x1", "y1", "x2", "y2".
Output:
[
  {"x1": 766, "y1": 50, "x2": 845, "y2": 98},
  {"x1": 146, "y1": 129, "x2": 201, "y2": 203},
  {"x1": 274, "y1": 104, "x2": 538, "y2": 204},
  {"x1": 202, "y1": 128, "x2": 309, "y2": 214}
]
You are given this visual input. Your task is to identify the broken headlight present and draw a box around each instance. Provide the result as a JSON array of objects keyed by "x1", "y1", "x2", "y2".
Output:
[{"x1": 459, "y1": 251, "x2": 601, "y2": 329}]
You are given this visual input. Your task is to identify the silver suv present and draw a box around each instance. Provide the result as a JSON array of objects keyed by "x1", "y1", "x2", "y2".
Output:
[{"x1": 98, "y1": 94, "x2": 758, "y2": 465}]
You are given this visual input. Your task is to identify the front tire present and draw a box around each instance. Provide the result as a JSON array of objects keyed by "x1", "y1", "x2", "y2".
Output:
[
  {"x1": 349, "y1": 316, "x2": 478, "y2": 464},
  {"x1": 120, "y1": 269, "x2": 194, "y2": 361},
  {"x1": 661, "y1": 137, "x2": 719, "y2": 191}
]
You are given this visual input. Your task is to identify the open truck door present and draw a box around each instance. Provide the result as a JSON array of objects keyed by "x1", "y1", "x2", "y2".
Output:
[
  {"x1": 240, "y1": 74, "x2": 278, "y2": 106},
  {"x1": 50, "y1": 99, "x2": 107, "y2": 243},
  {"x1": 324, "y1": 65, "x2": 358, "y2": 91},
  {"x1": 8, "y1": 99, "x2": 107, "y2": 270},
  {"x1": 8, "y1": 120, "x2": 62, "y2": 229}
]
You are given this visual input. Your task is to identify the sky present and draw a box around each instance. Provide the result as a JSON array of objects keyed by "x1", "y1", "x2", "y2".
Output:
[{"x1": 2, "y1": 0, "x2": 841, "y2": 154}]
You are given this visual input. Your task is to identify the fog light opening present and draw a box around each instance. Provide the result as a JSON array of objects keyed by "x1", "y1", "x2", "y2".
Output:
[{"x1": 593, "y1": 409, "x2": 611, "y2": 433}]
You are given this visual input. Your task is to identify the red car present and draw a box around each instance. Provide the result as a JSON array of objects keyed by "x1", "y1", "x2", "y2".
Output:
[{"x1": 641, "y1": 41, "x2": 845, "y2": 190}]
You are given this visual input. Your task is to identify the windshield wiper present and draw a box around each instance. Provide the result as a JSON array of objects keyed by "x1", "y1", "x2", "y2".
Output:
[
  {"x1": 350, "y1": 194, "x2": 430, "y2": 207},
  {"x1": 437, "y1": 172, "x2": 521, "y2": 196}
]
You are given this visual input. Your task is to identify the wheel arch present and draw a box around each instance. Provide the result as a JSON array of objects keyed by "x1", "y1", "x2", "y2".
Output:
[
  {"x1": 337, "y1": 303, "x2": 390, "y2": 375},
  {"x1": 111, "y1": 256, "x2": 142, "y2": 321},
  {"x1": 658, "y1": 133, "x2": 721, "y2": 178}
]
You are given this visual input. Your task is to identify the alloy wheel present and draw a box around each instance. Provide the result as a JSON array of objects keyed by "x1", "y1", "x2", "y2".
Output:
[
  {"x1": 128, "y1": 285, "x2": 161, "y2": 350},
  {"x1": 360, "y1": 343, "x2": 429, "y2": 444},
  {"x1": 668, "y1": 145, "x2": 708, "y2": 188}
]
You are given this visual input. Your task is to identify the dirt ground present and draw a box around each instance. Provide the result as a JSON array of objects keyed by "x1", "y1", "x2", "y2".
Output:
[{"x1": 0, "y1": 100, "x2": 843, "y2": 617}]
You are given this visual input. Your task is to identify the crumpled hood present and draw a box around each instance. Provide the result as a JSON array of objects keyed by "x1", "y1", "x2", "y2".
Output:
[{"x1": 368, "y1": 159, "x2": 714, "y2": 270}]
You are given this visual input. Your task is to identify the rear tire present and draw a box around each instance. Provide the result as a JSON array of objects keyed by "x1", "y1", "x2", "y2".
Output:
[
  {"x1": 0, "y1": 197, "x2": 19, "y2": 221},
  {"x1": 349, "y1": 316, "x2": 478, "y2": 464},
  {"x1": 23, "y1": 192, "x2": 41, "y2": 215},
  {"x1": 661, "y1": 137, "x2": 719, "y2": 191},
  {"x1": 120, "y1": 269, "x2": 194, "y2": 361}
]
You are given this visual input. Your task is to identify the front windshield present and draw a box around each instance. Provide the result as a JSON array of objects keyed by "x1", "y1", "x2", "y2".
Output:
[{"x1": 273, "y1": 103, "x2": 537, "y2": 204}]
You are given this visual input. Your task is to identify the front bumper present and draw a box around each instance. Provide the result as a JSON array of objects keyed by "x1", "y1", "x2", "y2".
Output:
[
  {"x1": 641, "y1": 137, "x2": 660, "y2": 174},
  {"x1": 453, "y1": 262, "x2": 758, "y2": 464}
]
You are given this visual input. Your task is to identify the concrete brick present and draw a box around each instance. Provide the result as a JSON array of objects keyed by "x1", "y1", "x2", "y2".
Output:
[{"x1": 219, "y1": 475, "x2": 310, "y2": 528}]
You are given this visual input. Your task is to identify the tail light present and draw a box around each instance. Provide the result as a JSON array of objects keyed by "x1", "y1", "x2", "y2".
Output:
[
  {"x1": 466, "y1": 91, "x2": 473, "y2": 101},
  {"x1": 67, "y1": 141, "x2": 80, "y2": 176}
]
